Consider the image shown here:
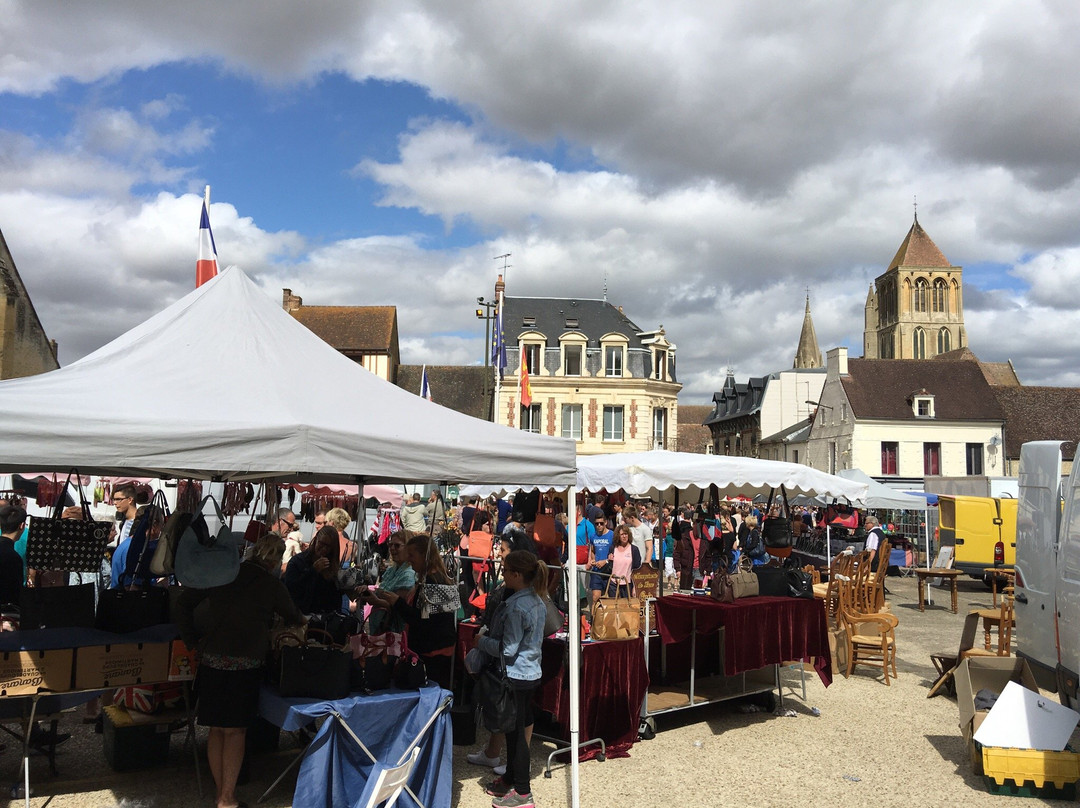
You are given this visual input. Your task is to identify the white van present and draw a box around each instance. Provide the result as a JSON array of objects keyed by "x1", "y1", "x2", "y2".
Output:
[{"x1": 1013, "y1": 441, "x2": 1080, "y2": 703}]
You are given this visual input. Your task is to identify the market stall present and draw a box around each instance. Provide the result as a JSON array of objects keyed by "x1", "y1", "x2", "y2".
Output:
[{"x1": 0, "y1": 268, "x2": 578, "y2": 808}]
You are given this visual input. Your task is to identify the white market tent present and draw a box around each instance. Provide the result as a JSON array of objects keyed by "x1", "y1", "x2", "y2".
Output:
[
  {"x1": 832, "y1": 468, "x2": 929, "y2": 511},
  {"x1": 0, "y1": 268, "x2": 576, "y2": 486}
]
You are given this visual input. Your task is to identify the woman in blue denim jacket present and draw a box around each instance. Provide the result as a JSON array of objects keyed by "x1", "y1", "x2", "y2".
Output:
[{"x1": 476, "y1": 550, "x2": 547, "y2": 808}]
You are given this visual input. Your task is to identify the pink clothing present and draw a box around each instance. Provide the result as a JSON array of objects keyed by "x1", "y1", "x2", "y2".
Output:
[{"x1": 610, "y1": 544, "x2": 634, "y2": 583}]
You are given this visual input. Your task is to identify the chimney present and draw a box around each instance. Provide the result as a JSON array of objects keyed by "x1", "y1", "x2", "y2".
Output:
[
  {"x1": 826, "y1": 346, "x2": 849, "y2": 378},
  {"x1": 495, "y1": 274, "x2": 505, "y2": 299},
  {"x1": 282, "y1": 288, "x2": 302, "y2": 312}
]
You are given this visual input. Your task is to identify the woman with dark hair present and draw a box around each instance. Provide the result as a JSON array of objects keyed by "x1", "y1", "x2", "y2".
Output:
[
  {"x1": 476, "y1": 550, "x2": 547, "y2": 807},
  {"x1": 284, "y1": 525, "x2": 343, "y2": 614},
  {"x1": 371, "y1": 533, "x2": 460, "y2": 689},
  {"x1": 672, "y1": 520, "x2": 708, "y2": 590},
  {"x1": 178, "y1": 533, "x2": 304, "y2": 808}
]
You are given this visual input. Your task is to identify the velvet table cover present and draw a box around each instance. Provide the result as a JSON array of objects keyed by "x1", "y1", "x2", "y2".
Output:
[{"x1": 654, "y1": 594, "x2": 832, "y2": 687}]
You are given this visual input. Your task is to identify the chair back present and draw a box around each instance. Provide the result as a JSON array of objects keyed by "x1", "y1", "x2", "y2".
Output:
[{"x1": 361, "y1": 747, "x2": 421, "y2": 808}]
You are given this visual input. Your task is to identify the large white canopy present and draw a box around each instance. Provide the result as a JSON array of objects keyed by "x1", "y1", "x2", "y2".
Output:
[
  {"x1": 575, "y1": 451, "x2": 869, "y2": 502},
  {"x1": 0, "y1": 268, "x2": 576, "y2": 486},
  {"x1": 832, "y1": 468, "x2": 929, "y2": 510},
  {"x1": 463, "y1": 450, "x2": 868, "y2": 503}
]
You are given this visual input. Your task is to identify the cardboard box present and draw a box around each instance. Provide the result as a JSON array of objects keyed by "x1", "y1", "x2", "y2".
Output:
[
  {"x1": 955, "y1": 657, "x2": 1040, "y2": 775},
  {"x1": 74, "y1": 642, "x2": 171, "y2": 690},
  {"x1": 167, "y1": 639, "x2": 197, "y2": 682},
  {"x1": 0, "y1": 648, "x2": 73, "y2": 696}
]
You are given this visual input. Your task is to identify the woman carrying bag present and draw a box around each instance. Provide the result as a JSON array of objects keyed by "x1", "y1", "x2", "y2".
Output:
[{"x1": 476, "y1": 550, "x2": 547, "y2": 808}]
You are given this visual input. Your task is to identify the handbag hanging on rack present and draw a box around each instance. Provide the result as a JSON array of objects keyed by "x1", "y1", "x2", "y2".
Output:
[
  {"x1": 26, "y1": 470, "x2": 111, "y2": 573},
  {"x1": 119, "y1": 489, "x2": 171, "y2": 588},
  {"x1": 96, "y1": 586, "x2": 169, "y2": 633}
]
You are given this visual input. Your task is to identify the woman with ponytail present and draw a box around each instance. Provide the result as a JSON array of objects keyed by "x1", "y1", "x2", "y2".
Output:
[{"x1": 475, "y1": 550, "x2": 547, "y2": 808}]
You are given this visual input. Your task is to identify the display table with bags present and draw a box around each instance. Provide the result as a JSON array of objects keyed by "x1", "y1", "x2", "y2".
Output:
[{"x1": 256, "y1": 683, "x2": 453, "y2": 808}]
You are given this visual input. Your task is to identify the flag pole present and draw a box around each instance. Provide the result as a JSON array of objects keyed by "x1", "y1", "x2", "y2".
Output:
[
  {"x1": 493, "y1": 281, "x2": 503, "y2": 424},
  {"x1": 204, "y1": 184, "x2": 210, "y2": 209}
]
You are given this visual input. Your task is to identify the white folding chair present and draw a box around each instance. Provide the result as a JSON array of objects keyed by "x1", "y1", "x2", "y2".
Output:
[{"x1": 360, "y1": 747, "x2": 421, "y2": 808}]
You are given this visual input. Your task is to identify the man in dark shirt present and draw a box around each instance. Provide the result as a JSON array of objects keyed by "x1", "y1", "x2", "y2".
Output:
[
  {"x1": 284, "y1": 527, "x2": 343, "y2": 614},
  {"x1": 0, "y1": 505, "x2": 27, "y2": 605}
]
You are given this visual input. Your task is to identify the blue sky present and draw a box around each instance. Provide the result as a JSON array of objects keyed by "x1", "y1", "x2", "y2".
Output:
[{"x1": 2, "y1": 1, "x2": 1080, "y2": 401}]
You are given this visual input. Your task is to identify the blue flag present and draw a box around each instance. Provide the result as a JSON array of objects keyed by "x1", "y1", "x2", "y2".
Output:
[
  {"x1": 420, "y1": 365, "x2": 433, "y2": 401},
  {"x1": 491, "y1": 302, "x2": 506, "y2": 378}
]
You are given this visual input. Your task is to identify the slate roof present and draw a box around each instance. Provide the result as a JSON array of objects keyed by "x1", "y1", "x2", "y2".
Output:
[
  {"x1": 887, "y1": 219, "x2": 953, "y2": 270},
  {"x1": 503, "y1": 297, "x2": 646, "y2": 348},
  {"x1": 761, "y1": 417, "x2": 814, "y2": 445},
  {"x1": 841, "y1": 359, "x2": 1004, "y2": 421},
  {"x1": 704, "y1": 374, "x2": 770, "y2": 425},
  {"x1": 290, "y1": 306, "x2": 397, "y2": 352},
  {"x1": 395, "y1": 365, "x2": 493, "y2": 421},
  {"x1": 992, "y1": 386, "x2": 1080, "y2": 460},
  {"x1": 677, "y1": 405, "x2": 713, "y2": 453}
]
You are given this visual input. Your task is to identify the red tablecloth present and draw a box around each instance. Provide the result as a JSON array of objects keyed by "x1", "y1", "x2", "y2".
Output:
[
  {"x1": 654, "y1": 594, "x2": 832, "y2": 687},
  {"x1": 455, "y1": 622, "x2": 649, "y2": 760}
]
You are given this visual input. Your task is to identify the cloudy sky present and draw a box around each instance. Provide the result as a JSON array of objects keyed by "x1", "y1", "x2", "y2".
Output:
[{"x1": 2, "y1": 1, "x2": 1080, "y2": 403}]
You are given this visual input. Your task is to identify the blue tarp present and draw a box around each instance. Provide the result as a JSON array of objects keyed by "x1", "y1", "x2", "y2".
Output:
[{"x1": 259, "y1": 684, "x2": 453, "y2": 808}]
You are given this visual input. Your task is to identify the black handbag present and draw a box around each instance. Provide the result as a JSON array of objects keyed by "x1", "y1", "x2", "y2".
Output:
[
  {"x1": 26, "y1": 470, "x2": 111, "y2": 573},
  {"x1": 753, "y1": 567, "x2": 789, "y2": 597},
  {"x1": 394, "y1": 651, "x2": 428, "y2": 689},
  {"x1": 786, "y1": 570, "x2": 814, "y2": 599},
  {"x1": 477, "y1": 665, "x2": 516, "y2": 733},
  {"x1": 278, "y1": 630, "x2": 351, "y2": 700},
  {"x1": 363, "y1": 653, "x2": 395, "y2": 690},
  {"x1": 119, "y1": 490, "x2": 170, "y2": 587},
  {"x1": 308, "y1": 612, "x2": 362, "y2": 647},
  {"x1": 19, "y1": 582, "x2": 96, "y2": 629},
  {"x1": 96, "y1": 587, "x2": 169, "y2": 633}
]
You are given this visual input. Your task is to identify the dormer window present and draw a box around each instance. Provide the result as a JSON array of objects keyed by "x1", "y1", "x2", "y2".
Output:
[
  {"x1": 912, "y1": 394, "x2": 935, "y2": 418},
  {"x1": 605, "y1": 346, "x2": 623, "y2": 377}
]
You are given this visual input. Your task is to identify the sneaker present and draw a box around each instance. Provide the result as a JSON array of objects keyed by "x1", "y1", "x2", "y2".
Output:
[
  {"x1": 492, "y1": 790, "x2": 535, "y2": 808},
  {"x1": 483, "y1": 777, "x2": 512, "y2": 797},
  {"x1": 468, "y1": 750, "x2": 502, "y2": 768},
  {"x1": 493, "y1": 764, "x2": 506, "y2": 776}
]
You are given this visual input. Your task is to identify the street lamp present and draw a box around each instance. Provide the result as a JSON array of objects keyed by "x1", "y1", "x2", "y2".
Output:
[{"x1": 476, "y1": 296, "x2": 497, "y2": 366}]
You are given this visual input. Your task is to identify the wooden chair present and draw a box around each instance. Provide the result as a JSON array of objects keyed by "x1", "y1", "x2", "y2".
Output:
[
  {"x1": 837, "y1": 567, "x2": 899, "y2": 685},
  {"x1": 801, "y1": 564, "x2": 822, "y2": 585},
  {"x1": 862, "y1": 540, "x2": 891, "y2": 613},
  {"x1": 964, "y1": 592, "x2": 1015, "y2": 660},
  {"x1": 814, "y1": 553, "x2": 853, "y2": 623}
]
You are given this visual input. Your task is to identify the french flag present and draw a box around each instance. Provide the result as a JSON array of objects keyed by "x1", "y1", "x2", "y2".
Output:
[{"x1": 196, "y1": 197, "x2": 218, "y2": 287}]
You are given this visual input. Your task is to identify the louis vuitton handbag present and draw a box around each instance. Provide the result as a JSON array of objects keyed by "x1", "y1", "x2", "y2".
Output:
[{"x1": 26, "y1": 470, "x2": 111, "y2": 573}]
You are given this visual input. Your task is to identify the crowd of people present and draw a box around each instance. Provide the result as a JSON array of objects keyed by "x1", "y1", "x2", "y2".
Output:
[{"x1": 0, "y1": 482, "x2": 845, "y2": 808}]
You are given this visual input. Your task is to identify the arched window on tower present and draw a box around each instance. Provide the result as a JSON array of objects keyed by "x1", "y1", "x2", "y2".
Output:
[
  {"x1": 879, "y1": 332, "x2": 894, "y2": 359},
  {"x1": 913, "y1": 327, "x2": 926, "y2": 359},
  {"x1": 933, "y1": 279, "x2": 948, "y2": 313},
  {"x1": 938, "y1": 327, "x2": 951, "y2": 354},
  {"x1": 914, "y1": 278, "x2": 929, "y2": 313}
]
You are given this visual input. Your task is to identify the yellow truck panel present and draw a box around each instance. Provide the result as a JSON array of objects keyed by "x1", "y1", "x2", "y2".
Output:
[{"x1": 938, "y1": 495, "x2": 1017, "y2": 579}]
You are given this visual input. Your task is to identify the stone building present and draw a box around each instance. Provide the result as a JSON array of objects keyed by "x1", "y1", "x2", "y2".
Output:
[
  {"x1": 863, "y1": 216, "x2": 967, "y2": 360},
  {"x1": 0, "y1": 227, "x2": 59, "y2": 379},
  {"x1": 494, "y1": 277, "x2": 681, "y2": 454}
]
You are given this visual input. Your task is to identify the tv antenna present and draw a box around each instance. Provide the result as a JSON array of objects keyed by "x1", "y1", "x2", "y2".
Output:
[{"x1": 494, "y1": 253, "x2": 511, "y2": 282}]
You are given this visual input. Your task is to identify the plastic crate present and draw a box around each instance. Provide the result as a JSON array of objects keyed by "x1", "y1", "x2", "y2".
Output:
[{"x1": 982, "y1": 745, "x2": 1080, "y2": 798}]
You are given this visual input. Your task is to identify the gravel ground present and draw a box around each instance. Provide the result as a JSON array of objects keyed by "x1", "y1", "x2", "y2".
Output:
[{"x1": 5, "y1": 575, "x2": 1072, "y2": 807}]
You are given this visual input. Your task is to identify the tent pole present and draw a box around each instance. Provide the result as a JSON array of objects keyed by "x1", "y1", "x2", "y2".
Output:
[
  {"x1": 924, "y1": 514, "x2": 931, "y2": 570},
  {"x1": 567, "y1": 483, "x2": 580, "y2": 808}
]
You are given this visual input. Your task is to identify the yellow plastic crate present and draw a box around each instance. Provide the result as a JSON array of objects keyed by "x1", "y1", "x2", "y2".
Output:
[{"x1": 982, "y1": 746, "x2": 1080, "y2": 790}]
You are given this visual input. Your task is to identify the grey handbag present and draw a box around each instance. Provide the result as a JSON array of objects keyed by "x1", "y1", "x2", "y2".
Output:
[{"x1": 173, "y1": 495, "x2": 241, "y2": 589}]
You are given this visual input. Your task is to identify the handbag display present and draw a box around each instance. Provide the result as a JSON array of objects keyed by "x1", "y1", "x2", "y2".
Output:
[
  {"x1": 277, "y1": 629, "x2": 351, "y2": 700},
  {"x1": 786, "y1": 569, "x2": 814, "y2": 599},
  {"x1": 26, "y1": 470, "x2": 111, "y2": 573},
  {"x1": 710, "y1": 571, "x2": 759, "y2": 603},
  {"x1": 19, "y1": 582, "x2": 96, "y2": 630},
  {"x1": 119, "y1": 490, "x2": 170, "y2": 587},
  {"x1": 173, "y1": 495, "x2": 241, "y2": 589},
  {"x1": 96, "y1": 587, "x2": 169, "y2": 633},
  {"x1": 753, "y1": 566, "x2": 790, "y2": 597},
  {"x1": 590, "y1": 587, "x2": 641, "y2": 640},
  {"x1": 150, "y1": 510, "x2": 193, "y2": 577}
]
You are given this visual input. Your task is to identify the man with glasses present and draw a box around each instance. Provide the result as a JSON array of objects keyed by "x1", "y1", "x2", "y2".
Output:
[
  {"x1": 587, "y1": 516, "x2": 615, "y2": 604},
  {"x1": 111, "y1": 484, "x2": 139, "y2": 551},
  {"x1": 273, "y1": 507, "x2": 298, "y2": 537}
]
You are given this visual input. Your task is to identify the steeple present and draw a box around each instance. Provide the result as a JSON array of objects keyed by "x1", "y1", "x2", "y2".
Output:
[{"x1": 793, "y1": 294, "x2": 823, "y2": 369}]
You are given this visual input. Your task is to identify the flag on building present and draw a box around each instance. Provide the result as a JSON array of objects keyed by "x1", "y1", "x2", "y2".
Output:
[
  {"x1": 519, "y1": 344, "x2": 532, "y2": 408},
  {"x1": 491, "y1": 301, "x2": 506, "y2": 379},
  {"x1": 196, "y1": 198, "x2": 218, "y2": 287},
  {"x1": 420, "y1": 365, "x2": 433, "y2": 401}
]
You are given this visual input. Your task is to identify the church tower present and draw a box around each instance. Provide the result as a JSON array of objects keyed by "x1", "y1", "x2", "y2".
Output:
[
  {"x1": 793, "y1": 295, "x2": 823, "y2": 369},
  {"x1": 862, "y1": 215, "x2": 966, "y2": 360}
]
